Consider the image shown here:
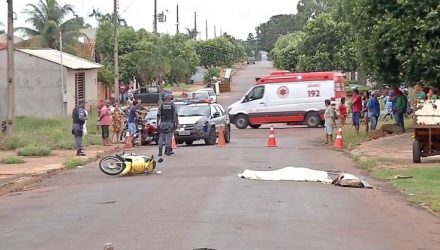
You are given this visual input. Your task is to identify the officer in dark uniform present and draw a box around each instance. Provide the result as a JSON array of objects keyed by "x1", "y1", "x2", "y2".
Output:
[
  {"x1": 72, "y1": 99, "x2": 88, "y2": 156},
  {"x1": 157, "y1": 94, "x2": 179, "y2": 162}
]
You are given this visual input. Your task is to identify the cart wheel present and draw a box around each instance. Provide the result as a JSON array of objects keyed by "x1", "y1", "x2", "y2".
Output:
[{"x1": 413, "y1": 140, "x2": 422, "y2": 163}]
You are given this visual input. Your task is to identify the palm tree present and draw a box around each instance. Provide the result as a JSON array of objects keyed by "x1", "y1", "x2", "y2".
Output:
[{"x1": 18, "y1": 0, "x2": 88, "y2": 54}]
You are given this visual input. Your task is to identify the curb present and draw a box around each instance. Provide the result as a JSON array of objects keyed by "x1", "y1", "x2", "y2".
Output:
[{"x1": 0, "y1": 145, "x2": 125, "y2": 197}]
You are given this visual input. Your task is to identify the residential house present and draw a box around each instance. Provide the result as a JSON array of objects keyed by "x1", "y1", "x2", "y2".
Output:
[{"x1": 0, "y1": 48, "x2": 102, "y2": 119}]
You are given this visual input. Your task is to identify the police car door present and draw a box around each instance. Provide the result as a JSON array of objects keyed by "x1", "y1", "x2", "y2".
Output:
[{"x1": 211, "y1": 105, "x2": 221, "y2": 131}]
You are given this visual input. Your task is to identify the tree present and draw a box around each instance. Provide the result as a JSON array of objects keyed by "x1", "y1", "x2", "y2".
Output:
[
  {"x1": 255, "y1": 15, "x2": 304, "y2": 52},
  {"x1": 195, "y1": 37, "x2": 236, "y2": 68},
  {"x1": 295, "y1": 14, "x2": 357, "y2": 72},
  {"x1": 0, "y1": 21, "x2": 4, "y2": 34},
  {"x1": 347, "y1": 0, "x2": 440, "y2": 86},
  {"x1": 296, "y1": 0, "x2": 329, "y2": 21},
  {"x1": 271, "y1": 32, "x2": 304, "y2": 70},
  {"x1": 18, "y1": 0, "x2": 87, "y2": 54}
]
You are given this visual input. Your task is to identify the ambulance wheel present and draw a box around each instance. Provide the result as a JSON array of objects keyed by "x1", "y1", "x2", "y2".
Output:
[
  {"x1": 250, "y1": 124, "x2": 262, "y2": 129},
  {"x1": 305, "y1": 112, "x2": 321, "y2": 128},
  {"x1": 235, "y1": 114, "x2": 249, "y2": 129}
]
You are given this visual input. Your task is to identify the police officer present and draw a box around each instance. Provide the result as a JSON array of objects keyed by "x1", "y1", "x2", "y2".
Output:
[
  {"x1": 157, "y1": 94, "x2": 179, "y2": 162},
  {"x1": 72, "y1": 99, "x2": 88, "y2": 156}
]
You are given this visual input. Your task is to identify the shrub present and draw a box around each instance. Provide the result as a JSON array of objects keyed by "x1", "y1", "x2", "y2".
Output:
[
  {"x1": 0, "y1": 156, "x2": 26, "y2": 164},
  {"x1": 17, "y1": 145, "x2": 51, "y2": 157},
  {"x1": 64, "y1": 157, "x2": 89, "y2": 169},
  {"x1": 204, "y1": 67, "x2": 221, "y2": 83}
]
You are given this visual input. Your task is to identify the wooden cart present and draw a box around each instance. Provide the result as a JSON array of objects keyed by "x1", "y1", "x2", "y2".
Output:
[{"x1": 413, "y1": 124, "x2": 440, "y2": 163}]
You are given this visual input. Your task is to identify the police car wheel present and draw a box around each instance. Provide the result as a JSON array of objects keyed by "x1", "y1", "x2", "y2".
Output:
[
  {"x1": 235, "y1": 114, "x2": 249, "y2": 129},
  {"x1": 224, "y1": 125, "x2": 231, "y2": 143},
  {"x1": 205, "y1": 127, "x2": 217, "y2": 145},
  {"x1": 185, "y1": 140, "x2": 194, "y2": 145}
]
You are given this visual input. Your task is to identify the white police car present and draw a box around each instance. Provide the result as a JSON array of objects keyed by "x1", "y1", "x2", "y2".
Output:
[{"x1": 175, "y1": 102, "x2": 230, "y2": 145}]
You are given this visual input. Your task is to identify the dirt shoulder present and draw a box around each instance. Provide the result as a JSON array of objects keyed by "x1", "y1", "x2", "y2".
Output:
[{"x1": 349, "y1": 133, "x2": 440, "y2": 214}]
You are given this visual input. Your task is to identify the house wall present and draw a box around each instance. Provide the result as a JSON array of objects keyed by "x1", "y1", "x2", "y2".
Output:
[
  {"x1": 65, "y1": 69, "x2": 98, "y2": 114},
  {"x1": 0, "y1": 50, "x2": 64, "y2": 119}
]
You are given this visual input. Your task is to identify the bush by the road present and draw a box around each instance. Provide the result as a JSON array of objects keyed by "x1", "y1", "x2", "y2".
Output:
[
  {"x1": 0, "y1": 112, "x2": 101, "y2": 151},
  {"x1": 17, "y1": 145, "x2": 51, "y2": 157},
  {"x1": 0, "y1": 156, "x2": 26, "y2": 164}
]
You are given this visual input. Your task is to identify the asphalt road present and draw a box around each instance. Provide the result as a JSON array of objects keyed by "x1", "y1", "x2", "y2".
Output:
[{"x1": 1, "y1": 61, "x2": 440, "y2": 250}]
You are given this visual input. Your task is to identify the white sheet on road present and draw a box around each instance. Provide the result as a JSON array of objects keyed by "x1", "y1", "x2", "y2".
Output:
[
  {"x1": 237, "y1": 167, "x2": 334, "y2": 183},
  {"x1": 238, "y1": 167, "x2": 374, "y2": 189}
]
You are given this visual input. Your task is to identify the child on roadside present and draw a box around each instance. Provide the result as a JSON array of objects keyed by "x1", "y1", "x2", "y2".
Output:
[
  {"x1": 339, "y1": 97, "x2": 347, "y2": 127},
  {"x1": 324, "y1": 99, "x2": 336, "y2": 145}
]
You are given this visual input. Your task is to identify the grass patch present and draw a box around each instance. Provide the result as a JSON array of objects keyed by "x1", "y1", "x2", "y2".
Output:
[
  {"x1": 353, "y1": 155, "x2": 392, "y2": 171},
  {"x1": 0, "y1": 156, "x2": 26, "y2": 164},
  {"x1": 64, "y1": 157, "x2": 91, "y2": 169},
  {"x1": 0, "y1": 110, "x2": 99, "y2": 151},
  {"x1": 374, "y1": 166, "x2": 440, "y2": 213},
  {"x1": 17, "y1": 145, "x2": 51, "y2": 157},
  {"x1": 342, "y1": 117, "x2": 413, "y2": 150}
]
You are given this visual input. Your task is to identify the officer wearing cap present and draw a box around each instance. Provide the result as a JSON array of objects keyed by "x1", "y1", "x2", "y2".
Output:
[
  {"x1": 72, "y1": 99, "x2": 88, "y2": 156},
  {"x1": 157, "y1": 93, "x2": 179, "y2": 162}
]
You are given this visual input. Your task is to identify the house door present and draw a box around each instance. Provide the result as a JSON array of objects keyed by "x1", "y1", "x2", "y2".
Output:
[{"x1": 75, "y1": 72, "x2": 85, "y2": 105}]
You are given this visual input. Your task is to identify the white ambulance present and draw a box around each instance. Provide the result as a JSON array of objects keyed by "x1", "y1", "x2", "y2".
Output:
[{"x1": 227, "y1": 71, "x2": 346, "y2": 129}]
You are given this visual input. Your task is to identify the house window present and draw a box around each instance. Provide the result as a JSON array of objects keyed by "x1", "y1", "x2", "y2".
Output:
[{"x1": 75, "y1": 72, "x2": 85, "y2": 104}]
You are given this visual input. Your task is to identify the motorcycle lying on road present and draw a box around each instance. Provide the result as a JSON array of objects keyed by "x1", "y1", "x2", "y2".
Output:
[
  {"x1": 99, "y1": 152, "x2": 156, "y2": 176},
  {"x1": 120, "y1": 119, "x2": 159, "y2": 146}
]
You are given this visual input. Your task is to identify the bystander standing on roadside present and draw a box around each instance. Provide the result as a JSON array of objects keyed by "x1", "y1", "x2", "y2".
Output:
[
  {"x1": 350, "y1": 89, "x2": 363, "y2": 135},
  {"x1": 96, "y1": 100, "x2": 104, "y2": 134},
  {"x1": 324, "y1": 99, "x2": 336, "y2": 145},
  {"x1": 126, "y1": 100, "x2": 139, "y2": 149},
  {"x1": 367, "y1": 91, "x2": 381, "y2": 130},
  {"x1": 394, "y1": 86, "x2": 408, "y2": 132},
  {"x1": 157, "y1": 94, "x2": 179, "y2": 163},
  {"x1": 119, "y1": 83, "x2": 127, "y2": 105},
  {"x1": 383, "y1": 89, "x2": 396, "y2": 120},
  {"x1": 427, "y1": 88, "x2": 439, "y2": 101},
  {"x1": 362, "y1": 91, "x2": 371, "y2": 134},
  {"x1": 339, "y1": 97, "x2": 347, "y2": 127},
  {"x1": 111, "y1": 103, "x2": 123, "y2": 143},
  {"x1": 99, "y1": 100, "x2": 112, "y2": 146},
  {"x1": 72, "y1": 99, "x2": 88, "y2": 156}
]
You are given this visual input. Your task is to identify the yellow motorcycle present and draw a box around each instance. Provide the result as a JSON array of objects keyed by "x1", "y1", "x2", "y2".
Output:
[{"x1": 99, "y1": 153, "x2": 156, "y2": 176}]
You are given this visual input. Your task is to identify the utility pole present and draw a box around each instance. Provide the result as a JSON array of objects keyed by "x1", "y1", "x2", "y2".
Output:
[
  {"x1": 194, "y1": 11, "x2": 197, "y2": 40},
  {"x1": 59, "y1": 31, "x2": 65, "y2": 115},
  {"x1": 153, "y1": 0, "x2": 157, "y2": 34},
  {"x1": 114, "y1": 0, "x2": 119, "y2": 102},
  {"x1": 6, "y1": 0, "x2": 15, "y2": 134},
  {"x1": 205, "y1": 19, "x2": 208, "y2": 40},
  {"x1": 176, "y1": 4, "x2": 179, "y2": 34},
  {"x1": 214, "y1": 25, "x2": 217, "y2": 38}
]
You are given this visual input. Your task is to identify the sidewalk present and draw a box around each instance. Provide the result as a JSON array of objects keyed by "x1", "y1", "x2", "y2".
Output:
[{"x1": 0, "y1": 144, "x2": 124, "y2": 196}]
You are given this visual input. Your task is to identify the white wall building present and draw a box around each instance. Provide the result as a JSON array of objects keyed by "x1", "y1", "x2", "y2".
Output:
[{"x1": 0, "y1": 49, "x2": 102, "y2": 119}]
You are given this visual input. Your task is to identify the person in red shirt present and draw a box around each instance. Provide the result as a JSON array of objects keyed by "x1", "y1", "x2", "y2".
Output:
[
  {"x1": 350, "y1": 89, "x2": 363, "y2": 135},
  {"x1": 339, "y1": 97, "x2": 347, "y2": 127}
]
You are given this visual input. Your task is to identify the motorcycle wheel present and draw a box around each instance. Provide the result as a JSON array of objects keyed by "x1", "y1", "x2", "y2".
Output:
[
  {"x1": 120, "y1": 128, "x2": 128, "y2": 142},
  {"x1": 99, "y1": 156, "x2": 126, "y2": 175}
]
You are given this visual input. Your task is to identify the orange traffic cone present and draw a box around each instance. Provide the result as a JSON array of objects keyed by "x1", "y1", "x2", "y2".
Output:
[
  {"x1": 218, "y1": 126, "x2": 226, "y2": 147},
  {"x1": 334, "y1": 128, "x2": 344, "y2": 148},
  {"x1": 266, "y1": 126, "x2": 277, "y2": 147},
  {"x1": 172, "y1": 135, "x2": 177, "y2": 149}
]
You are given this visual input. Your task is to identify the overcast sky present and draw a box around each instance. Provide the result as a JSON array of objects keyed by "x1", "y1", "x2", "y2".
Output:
[{"x1": 0, "y1": 0, "x2": 299, "y2": 40}]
